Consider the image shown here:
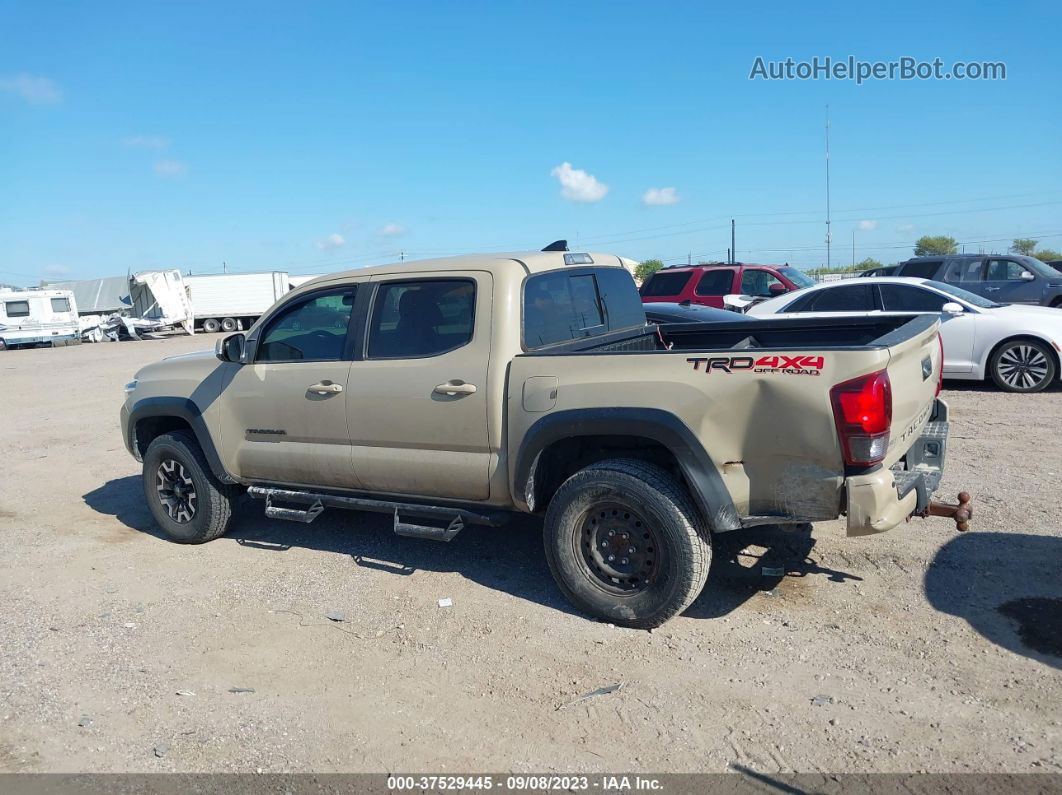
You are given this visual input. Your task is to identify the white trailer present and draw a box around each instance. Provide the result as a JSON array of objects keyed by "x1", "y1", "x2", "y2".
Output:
[
  {"x1": 0, "y1": 288, "x2": 81, "y2": 350},
  {"x1": 184, "y1": 271, "x2": 289, "y2": 332}
]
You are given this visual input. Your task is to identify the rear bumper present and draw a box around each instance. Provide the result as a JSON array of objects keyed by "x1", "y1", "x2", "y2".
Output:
[{"x1": 846, "y1": 398, "x2": 949, "y2": 537}]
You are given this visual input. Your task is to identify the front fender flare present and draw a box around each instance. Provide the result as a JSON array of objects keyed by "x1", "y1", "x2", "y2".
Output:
[{"x1": 125, "y1": 396, "x2": 236, "y2": 484}]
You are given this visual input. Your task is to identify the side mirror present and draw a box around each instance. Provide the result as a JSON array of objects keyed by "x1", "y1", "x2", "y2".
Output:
[
  {"x1": 941, "y1": 302, "x2": 964, "y2": 315},
  {"x1": 1021, "y1": 271, "x2": 1035, "y2": 281},
  {"x1": 215, "y1": 333, "x2": 246, "y2": 363},
  {"x1": 768, "y1": 282, "x2": 787, "y2": 296}
]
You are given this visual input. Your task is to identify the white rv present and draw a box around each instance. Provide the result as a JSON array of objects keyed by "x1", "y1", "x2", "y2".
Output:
[
  {"x1": 0, "y1": 288, "x2": 81, "y2": 350},
  {"x1": 184, "y1": 271, "x2": 289, "y2": 332}
]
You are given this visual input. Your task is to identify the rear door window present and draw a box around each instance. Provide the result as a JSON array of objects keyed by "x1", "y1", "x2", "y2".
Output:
[
  {"x1": 694, "y1": 269, "x2": 735, "y2": 296},
  {"x1": 639, "y1": 271, "x2": 692, "y2": 297},
  {"x1": 803, "y1": 284, "x2": 875, "y2": 312},
  {"x1": 367, "y1": 280, "x2": 475, "y2": 359},
  {"x1": 51, "y1": 297, "x2": 71, "y2": 312},
  {"x1": 898, "y1": 260, "x2": 944, "y2": 279},
  {"x1": 878, "y1": 284, "x2": 948, "y2": 312},
  {"x1": 943, "y1": 258, "x2": 984, "y2": 282}
]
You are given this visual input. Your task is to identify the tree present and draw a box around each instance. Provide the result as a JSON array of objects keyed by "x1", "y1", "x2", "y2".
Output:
[
  {"x1": 856, "y1": 257, "x2": 885, "y2": 270},
  {"x1": 1034, "y1": 248, "x2": 1062, "y2": 262},
  {"x1": 634, "y1": 259, "x2": 664, "y2": 282},
  {"x1": 913, "y1": 236, "x2": 958, "y2": 256},
  {"x1": 1010, "y1": 238, "x2": 1038, "y2": 256}
]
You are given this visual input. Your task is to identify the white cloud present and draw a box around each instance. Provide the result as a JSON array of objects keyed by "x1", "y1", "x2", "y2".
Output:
[
  {"x1": 897, "y1": 223, "x2": 916, "y2": 233},
  {"x1": 642, "y1": 187, "x2": 680, "y2": 206},
  {"x1": 857, "y1": 219, "x2": 878, "y2": 231},
  {"x1": 315, "y1": 233, "x2": 346, "y2": 251},
  {"x1": 123, "y1": 135, "x2": 169, "y2": 149},
  {"x1": 550, "y1": 161, "x2": 608, "y2": 203},
  {"x1": 154, "y1": 159, "x2": 187, "y2": 178},
  {"x1": 0, "y1": 73, "x2": 62, "y2": 104},
  {"x1": 378, "y1": 222, "x2": 404, "y2": 236}
]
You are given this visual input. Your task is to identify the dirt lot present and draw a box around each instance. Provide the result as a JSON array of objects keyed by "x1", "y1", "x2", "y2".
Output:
[{"x1": 0, "y1": 334, "x2": 1059, "y2": 774}]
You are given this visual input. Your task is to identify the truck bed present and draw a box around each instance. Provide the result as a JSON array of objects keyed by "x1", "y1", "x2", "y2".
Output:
[{"x1": 527, "y1": 314, "x2": 936, "y2": 355}]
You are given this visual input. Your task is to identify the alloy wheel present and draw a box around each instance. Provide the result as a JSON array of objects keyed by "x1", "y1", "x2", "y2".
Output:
[
  {"x1": 996, "y1": 344, "x2": 1050, "y2": 390},
  {"x1": 156, "y1": 458, "x2": 198, "y2": 523}
]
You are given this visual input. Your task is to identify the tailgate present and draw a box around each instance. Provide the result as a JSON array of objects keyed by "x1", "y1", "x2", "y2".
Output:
[{"x1": 881, "y1": 318, "x2": 942, "y2": 467}]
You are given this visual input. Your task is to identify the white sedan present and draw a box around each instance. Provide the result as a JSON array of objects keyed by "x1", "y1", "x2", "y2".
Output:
[{"x1": 748, "y1": 277, "x2": 1062, "y2": 393}]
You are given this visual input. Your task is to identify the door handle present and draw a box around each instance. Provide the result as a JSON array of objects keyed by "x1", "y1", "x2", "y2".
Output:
[
  {"x1": 434, "y1": 381, "x2": 477, "y2": 396},
  {"x1": 308, "y1": 382, "x2": 343, "y2": 394},
  {"x1": 985, "y1": 287, "x2": 1000, "y2": 292}
]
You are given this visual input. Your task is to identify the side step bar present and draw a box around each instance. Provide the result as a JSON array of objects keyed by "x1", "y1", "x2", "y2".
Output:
[{"x1": 247, "y1": 486, "x2": 507, "y2": 542}]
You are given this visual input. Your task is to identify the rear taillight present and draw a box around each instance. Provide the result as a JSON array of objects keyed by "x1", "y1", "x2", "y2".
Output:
[
  {"x1": 936, "y1": 333, "x2": 944, "y2": 396},
  {"x1": 830, "y1": 369, "x2": 892, "y2": 467}
]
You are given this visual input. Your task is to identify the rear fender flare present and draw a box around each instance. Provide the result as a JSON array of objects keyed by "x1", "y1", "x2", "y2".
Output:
[{"x1": 513, "y1": 408, "x2": 741, "y2": 532}]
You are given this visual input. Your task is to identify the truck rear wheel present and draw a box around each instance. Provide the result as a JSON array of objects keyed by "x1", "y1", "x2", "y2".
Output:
[
  {"x1": 202, "y1": 318, "x2": 221, "y2": 333},
  {"x1": 220, "y1": 317, "x2": 238, "y2": 332},
  {"x1": 142, "y1": 430, "x2": 239, "y2": 544},
  {"x1": 543, "y1": 459, "x2": 711, "y2": 629}
]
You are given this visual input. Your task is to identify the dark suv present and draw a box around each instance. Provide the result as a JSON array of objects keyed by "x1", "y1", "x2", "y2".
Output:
[
  {"x1": 877, "y1": 254, "x2": 1062, "y2": 307},
  {"x1": 639, "y1": 263, "x2": 816, "y2": 309}
]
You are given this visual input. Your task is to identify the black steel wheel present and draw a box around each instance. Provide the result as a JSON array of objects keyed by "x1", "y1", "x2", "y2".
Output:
[
  {"x1": 544, "y1": 458, "x2": 711, "y2": 629},
  {"x1": 578, "y1": 502, "x2": 665, "y2": 595}
]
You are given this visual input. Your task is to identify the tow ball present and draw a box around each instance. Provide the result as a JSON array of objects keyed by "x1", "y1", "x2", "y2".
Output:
[{"x1": 918, "y1": 491, "x2": 974, "y2": 532}]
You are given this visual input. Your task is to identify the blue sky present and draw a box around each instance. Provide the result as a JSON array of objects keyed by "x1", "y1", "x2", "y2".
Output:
[{"x1": 1, "y1": 0, "x2": 1060, "y2": 284}]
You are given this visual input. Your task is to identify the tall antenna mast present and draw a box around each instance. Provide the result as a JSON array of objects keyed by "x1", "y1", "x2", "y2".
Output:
[{"x1": 825, "y1": 105, "x2": 832, "y2": 269}]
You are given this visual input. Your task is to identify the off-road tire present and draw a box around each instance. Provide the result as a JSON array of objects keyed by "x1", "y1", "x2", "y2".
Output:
[
  {"x1": 989, "y1": 338, "x2": 1056, "y2": 393},
  {"x1": 143, "y1": 430, "x2": 238, "y2": 543},
  {"x1": 543, "y1": 458, "x2": 711, "y2": 629},
  {"x1": 202, "y1": 318, "x2": 221, "y2": 333}
]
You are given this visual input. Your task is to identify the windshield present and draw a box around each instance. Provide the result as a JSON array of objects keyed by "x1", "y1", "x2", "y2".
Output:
[
  {"x1": 1015, "y1": 255, "x2": 1061, "y2": 279},
  {"x1": 779, "y1": 267, "x2": 816, "y2": 289},
  {"x1": 927, "y1": 280, "x2": 1001, "y2": 309}
]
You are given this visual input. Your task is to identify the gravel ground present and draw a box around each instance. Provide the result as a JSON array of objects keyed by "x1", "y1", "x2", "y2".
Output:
[{"x1": 0, "y1": 334, "x2": 1059, "y2": 774}]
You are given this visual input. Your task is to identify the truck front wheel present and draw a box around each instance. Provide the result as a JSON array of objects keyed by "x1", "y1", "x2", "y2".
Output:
[
  {"x1": 543, "y1": 459, "x2": 711, "y2": 629},
  {"x1": 142, "y1": 430, "x2": 239, "y2": 544}
]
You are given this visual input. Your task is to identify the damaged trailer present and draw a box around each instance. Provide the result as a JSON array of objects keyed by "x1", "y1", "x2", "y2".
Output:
[{"x1": 46, "y1": 270, "x2": 195, "y2": 343}]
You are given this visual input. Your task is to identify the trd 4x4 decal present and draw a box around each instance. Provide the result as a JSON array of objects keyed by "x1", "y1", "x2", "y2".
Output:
[{"x1": 686, "y1": 355, "x2": 825, "y2": 375}]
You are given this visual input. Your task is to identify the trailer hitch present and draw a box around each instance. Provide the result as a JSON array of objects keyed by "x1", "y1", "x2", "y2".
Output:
[{"x1": 918, "y1": 491, "x2": 973, "y2": 532}]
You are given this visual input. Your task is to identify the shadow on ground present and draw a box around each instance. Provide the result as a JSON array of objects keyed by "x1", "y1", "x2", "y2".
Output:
[
  {"x1": 85, "y1": 476, "x2": 860, "y2": 625},
  {"x1": 925, "y1": 532, "x2": 1062, "y2": 669}
]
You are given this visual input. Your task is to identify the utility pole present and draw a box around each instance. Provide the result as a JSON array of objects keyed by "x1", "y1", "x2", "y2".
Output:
[
  {"x1": 825, "y1": 105, "x2": 832, "y2": 270},
  {"x1": 852, "y1": 228, "x2": 855, "y2": 268},
  {"x1": 223, "y1": 261, "x2": 227, "y2": 274},
  {"x1": 687, "y1": 252, "x2": 691, "y2": 266},
  {"x1": 731, "y1": 219, "x2": 736, "y2": 264},
  {"x1": 400, "y1": 251, "x2": 405, "y2": 262}
]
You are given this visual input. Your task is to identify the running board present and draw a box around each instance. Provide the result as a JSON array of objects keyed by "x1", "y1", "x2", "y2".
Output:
[{"x1": 247, "y1": 486, "x2": 507, "y2": 538}]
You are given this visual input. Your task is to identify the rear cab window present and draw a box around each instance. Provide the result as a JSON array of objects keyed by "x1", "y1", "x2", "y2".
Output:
[
  {"x1": 524, "y1": 267, "x2": 645, "y2": 350},
  {"x1": 639, "y1": 270, "x2": 692, "y2": 297}
]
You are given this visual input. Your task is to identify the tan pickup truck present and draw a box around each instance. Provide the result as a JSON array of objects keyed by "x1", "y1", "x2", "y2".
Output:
[{"x1": 121, "y1": 248, "x2": 968, "y2": 627}]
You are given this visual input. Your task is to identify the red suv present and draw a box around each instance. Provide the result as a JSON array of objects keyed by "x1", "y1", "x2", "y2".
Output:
[{"x1": 639, "y1": 263, "x2": 816, "y2": 309}]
